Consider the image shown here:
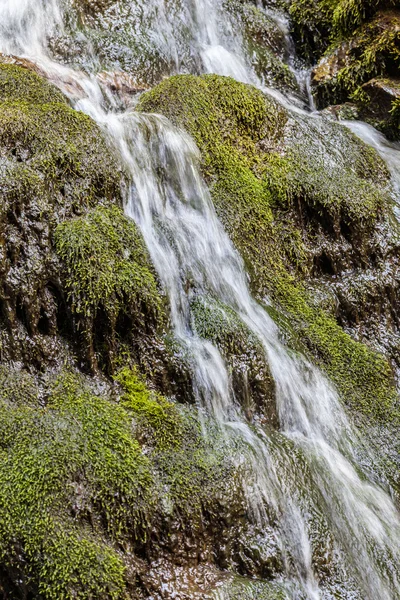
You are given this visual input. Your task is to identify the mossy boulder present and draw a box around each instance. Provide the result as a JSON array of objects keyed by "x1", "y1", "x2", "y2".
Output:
[
  {"x1": 0, "y1": 366, "x2": 281, "y2": 599},
  {"x1": 54, "y1": 205, "x2": 164, "y2": 372},
  {"x1": 290, "y1": 0, "x2": 398, "y2": 59},
  {"x1": 0, "y1": 61, "x2": 178, "y2": 390},
  {"x1": 0, "y1": 62, "x2": 126, "y2": 367},
  {"x1": 191, "y1": 295, "x2": 277, "y2": 424},
  {"x1": 311, "y1": 10, "x2": 400, "y2": 126},
  {"x1": 138, "y1": 73, "x2": 399, "y2": 423}
]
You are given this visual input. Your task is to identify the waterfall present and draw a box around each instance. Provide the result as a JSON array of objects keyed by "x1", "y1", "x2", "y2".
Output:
[{"x1": 1, "y1": 1, "x2": 400, "y2": 598}]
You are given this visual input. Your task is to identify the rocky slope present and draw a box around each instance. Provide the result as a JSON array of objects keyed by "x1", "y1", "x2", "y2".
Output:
[{"x1": 0, "y1": 1, "x2": 400, "y2": 599}]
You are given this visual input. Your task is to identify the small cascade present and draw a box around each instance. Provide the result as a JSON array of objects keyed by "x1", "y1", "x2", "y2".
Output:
[
  {"x1": 343, "y1": 120, "x2": 400, "y2": 208},
  {"x1": 0, "y1": 1, "x2": 400, "y2": 599}
]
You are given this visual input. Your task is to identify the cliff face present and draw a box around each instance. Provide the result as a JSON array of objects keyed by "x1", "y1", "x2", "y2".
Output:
[{"x1": 0, "y1": 2, "x2": 399, "y2": 599}]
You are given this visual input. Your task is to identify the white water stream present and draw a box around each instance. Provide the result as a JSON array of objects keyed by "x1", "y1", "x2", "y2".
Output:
[{"x1": 1, "y1": 1, "x2": 400, "y2": 598}]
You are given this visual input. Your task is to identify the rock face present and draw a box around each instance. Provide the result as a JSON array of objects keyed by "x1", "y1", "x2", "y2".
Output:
[
  {"x1": 138, "y1": 73, "x2": 399, "y2": 421},
  {"x1": 49, "y1": 0, "x2": 299, "y2": 96},
  {"x1": 0, "y1": 9, "x2": 400, "y2": 600},
  {"x1": 0, "y1": 61, "x2": 122, "y2": 367},
  {"x1": 290, "y1": 1, "x2": 400, "y2": 138},
  {"x1": 0, "y1": 63, "x2": 284, "y2": 600}
]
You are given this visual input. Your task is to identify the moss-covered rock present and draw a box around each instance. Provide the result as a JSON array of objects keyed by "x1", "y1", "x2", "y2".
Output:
[
  {"x1": 0, "y1": 61, "x2": 174, "y2": 383},
  {"x1": 138, "y1": 73, "x2": 399, "y2": 423},
  {"x1": 55, "y1": 205, "x2": 164, "y2": 372},
  {"x1": 0, "y1": 62, "x2": 124, "y2": 367},
  {"x1": 290, "y1": 0, "x2": 397, "y2": 59},
  {"x1": 0, "y1": 366, "x2": 280, "y2": 599},
  {"x1": 0, "y1": 370, "x2": 151, "y2": 599},
  {"x1": 290, "y1": 0, "x2": 400, "y2": 138},
  {"x1": 191, "y1": 295, "x2": 277, "y2": 424},
  {"x1": 311, "y1": 10, "x2": 400, "y2": 132}
]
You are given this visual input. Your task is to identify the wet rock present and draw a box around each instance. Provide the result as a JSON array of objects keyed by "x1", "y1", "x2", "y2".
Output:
[
  {"x1": 311, "y1": 40, "x2": 353, "y2": 107},
  {"x1": 0, "y1": 62, "x2": 171, "y2": 379},
  {"x1": 225, "y1": 1, "x2": 299, "y2": 92},
  {"x1": 138, "y1": 73, "x2": 399, "y2": 422},
  {"x1": 309, "y1": 9, "x2": 400, "y2": 139},
  {"x1": 96, "y1": 70, "x2": 150, "y2": 101},
  {"x1": 320, "y1": 102, "x2": 360, "y2": 121},
  {"x1": 358, "y1": 77, "x2": 400, "y2": 138},
  {"x1": 191, "y1": 294, "x2": 277, "y2": 425}
]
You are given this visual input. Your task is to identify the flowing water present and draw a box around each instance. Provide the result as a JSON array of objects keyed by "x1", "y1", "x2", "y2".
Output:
[
  {"x1": 1, "y1": 1, "x2": 400, "y2": 598},
  {"x1": 343, "y1": 120, "x2": 400, "y2": 213}
]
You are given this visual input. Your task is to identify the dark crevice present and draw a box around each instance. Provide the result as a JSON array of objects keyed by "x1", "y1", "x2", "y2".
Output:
[
  {"x1": 37, "y1": 306, "x2": 51, "y2": 336},
  {"x1": 16, "y1": 295, "x2": 31, "y2": 334},
  {"x1": 313, "y1": 251, "x2": 335, "y2": 276}
]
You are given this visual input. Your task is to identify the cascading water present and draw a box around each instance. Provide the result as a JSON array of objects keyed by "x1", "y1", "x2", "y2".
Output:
[{"x1": 1, "y1": 1, "x2": 400, "y2": 598}]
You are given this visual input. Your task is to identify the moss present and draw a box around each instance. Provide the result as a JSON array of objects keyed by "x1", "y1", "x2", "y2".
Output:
[
  {"x1": 333, "y1": 12, "x2": 400, "y2": 99},
  {"x1": 0, "y1": 370, "x2": 154, "y2": 599},
  {"x1": 0, "y1": 62, "x2": 127, "y2": 368},
  {"x1": 0, "y1": 100, "x2": 121, "y2": 207},
  {"x1": 290, "y1": 0, "x2": 341, "y2": 59},
  {"x1": 290, "y1": 0, "x2": 397, "y2": 59},
  {"x1": 116, "y1": 366, "x2": 183, "y2": 450},
  {"x1": 271, "y1": 274, "x2": 399, "y2": 421},
  {"x1": 55, "y1": 205, "x2": 162, "y2": 321},
  {"x1": 116, "y1": 367, "x2": 243, "y2": 526},
  {"x1": 0, "y1": 365, "x2": 249, "y2": 597},
  {"x1": 332, "y1": 0, "x2": 398, "y2": 35},
  {"x1": 0, "y1": 62, "x2": 67, "y2": 105},
  {"x1": 292, "y1": 0, "x2": 400, "y2": 133},
  {"x1": 138, "y1": 74, "x2": 398, "y2": 423}
]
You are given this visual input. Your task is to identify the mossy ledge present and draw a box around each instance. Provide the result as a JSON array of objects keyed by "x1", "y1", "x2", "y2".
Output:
[
  {"x1": 0, "y1": 61, "x2": 174, "y2": 383},
  {"x1": 0, "y1": 366, "x2": 265, "y2": 599},
  {"x1": 138, "y1": 73, "x2": 399, "y2": 423}
]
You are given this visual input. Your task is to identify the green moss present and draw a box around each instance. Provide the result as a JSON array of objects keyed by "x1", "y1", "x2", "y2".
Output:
[
  {"x1": 0, "y1": 371, "x2": 154, "y2": 599},
  {"x1": 290, "y1": 0, "x2": 340, "y2": 58},
  {"x1": 271, "y1": 274, "x2": 399, "y2": 421},
  {"x1": 0, "y1": 100, "x2": 121, "y2": 206},
  {"x1": 291, "y1": 0, "x2": 400, "y2": 131},
  {"x1": 0, "y1": 365, "x2": 246, "y2": 597},
  {"x1": 116, "y1": 366, "x2": 242, "y2": 523},
  {"x1": 116, "y1": 366, "x2": 183, "y2": 449},
  {"x1": 0, "y1": 62, "x2": 67, "y2": 104},
  {"x1": 290, "y1": 0, "x2": 397, "y2": 59},
  {"x1": 0, "y1": 63, "x2": 121, "y2": 214},
  {"x1": 332, "y1": 0, "x2": 398, "y2": 35},
  {"x1": 336, "y1": 12, "x2": 400, "y2": 93},
  {"x1": 55, "y1": 205, "x2": 162, "y2": 323},
  {"x1": 138, "y1": 74, "x2": 398, "y2": 423}
]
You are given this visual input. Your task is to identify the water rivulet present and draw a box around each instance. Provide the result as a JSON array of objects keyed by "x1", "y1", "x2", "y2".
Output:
[{"x1": 0, "y1": 0, "x2": 400, "y2": 599}]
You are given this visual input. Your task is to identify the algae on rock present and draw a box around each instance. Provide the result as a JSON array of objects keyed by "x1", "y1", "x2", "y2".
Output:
[
  {"x1": 0, "y1": 61, "x2": 170, "y2": 378},
  {"x1": 0, "y1": 366, "x2": 275, "y2": 599}
]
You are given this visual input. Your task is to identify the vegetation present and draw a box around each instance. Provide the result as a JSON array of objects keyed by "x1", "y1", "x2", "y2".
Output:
[
  {"x1": 55, "y1": 205, "x2": 162, "y2": 323},
  {"x1": 138, "y1": 74, "x2": 399, "y2": 422},
  {"x1": 0, "y1": 366, "x2": 248, "y2": 598},
  {"x1": 0, "y1": 371, "x2": 150, "y2": 599},
  {"x1": 290, "y1": 0, "x2": 400, "y2": 137}
]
